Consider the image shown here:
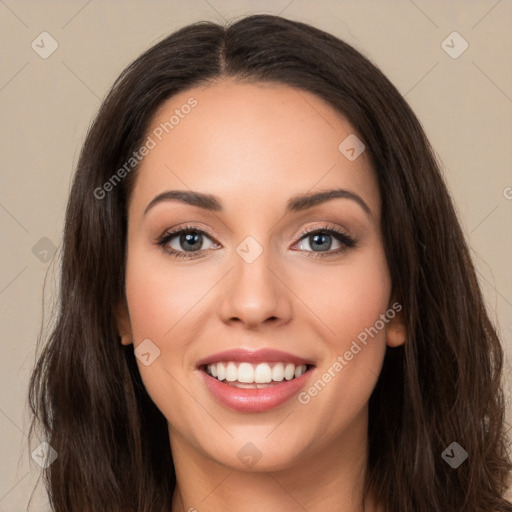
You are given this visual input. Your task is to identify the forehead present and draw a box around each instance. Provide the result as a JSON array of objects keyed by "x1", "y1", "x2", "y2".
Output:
[{"x1": 130, "y1": 79, "x2": 380, "y2": 220}]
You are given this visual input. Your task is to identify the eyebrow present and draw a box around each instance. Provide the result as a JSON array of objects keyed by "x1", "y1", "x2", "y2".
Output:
[{"x1": 143, "y1": 187, "x2": 373, "y2": 218}]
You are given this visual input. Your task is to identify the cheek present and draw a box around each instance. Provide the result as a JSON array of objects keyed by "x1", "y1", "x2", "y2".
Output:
[
  {"x1": 123, "y1": 247, "x2": 204, "y2": 423},
  {"x1": 297, "y1": 250, "x2": 391, "y2": 350},
  {"x1": 123, "y1": 243, "x2": 222, "y2": 405},
  {"x1": 334, "y1": 266, "x2": 390, "y2": 341},
  {"x1": 124, "y1": 244, "x2": 206, "y2": 340},
  {"x1": 292, "y1": 251, "x2": 391, "y2": 419}
]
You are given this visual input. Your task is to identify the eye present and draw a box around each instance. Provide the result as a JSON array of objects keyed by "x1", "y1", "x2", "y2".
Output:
[
  {"x1": 293, "y1": 225, "x2": 357, "y2": 259},
  {"x1": 156, "y1": 225, "x2": 220, "y2": 259},
  {"x1": 156, "y1": 224, "x2": 357, "y2": 260}
]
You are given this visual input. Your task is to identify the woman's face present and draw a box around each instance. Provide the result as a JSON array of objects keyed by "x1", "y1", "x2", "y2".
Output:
[{"x1": 118, "y1": 79, "x2": 405, "y2": 472}]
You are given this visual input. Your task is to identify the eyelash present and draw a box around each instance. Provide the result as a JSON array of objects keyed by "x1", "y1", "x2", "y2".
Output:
[{"x1": 156, "y1": 224, "x2": 358, "y2": 260}]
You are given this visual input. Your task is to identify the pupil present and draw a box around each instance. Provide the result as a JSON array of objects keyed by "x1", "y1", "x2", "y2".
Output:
[
  {"x1": 177, "y1": 232, "x2": 332, "y2": 253},
  {"x1": 312, "y1": 234, "x2": 331, "y2": 251},
  {"x1": 181, "y1": 232, "x2": 202, "y2": 251}
]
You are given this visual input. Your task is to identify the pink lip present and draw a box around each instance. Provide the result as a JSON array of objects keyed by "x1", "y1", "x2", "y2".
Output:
[
  {"x1": 196, "y1": 348, "x2": 314, "y2": 368},
  {"x1": 199, "y1": 367, "x2": 315, "y2": 413}
]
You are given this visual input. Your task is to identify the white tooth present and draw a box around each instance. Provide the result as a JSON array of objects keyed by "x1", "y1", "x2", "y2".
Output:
[
  {"x1": 216, "y1": 362, "x2": 226, "y2": 381},
  {"x1": 272, "y1": 363, "x2": 285, "y2": 382},
  {"x1": 211, "y1": 361, "x2": 308, "y2": 383},
  {"x1": 294, "y1": 364, "x2": 306, "y2": 378},
  {"x1": 238, "y1": 362, "x2": 255, "y2": 383},
  {"x1": 225, "y1": 362, "x2": 238, "y2": 382},
  {"x1": 284, "y1": 363, "x2": 296, "y2": 380},
  {"x1": 254, "y1": 363, "x2": 272, "y2": 383}
]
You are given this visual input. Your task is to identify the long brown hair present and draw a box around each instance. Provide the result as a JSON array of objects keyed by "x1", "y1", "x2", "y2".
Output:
[{"x1": 28, "y1": 14, "x2": 512, "y2": 512}]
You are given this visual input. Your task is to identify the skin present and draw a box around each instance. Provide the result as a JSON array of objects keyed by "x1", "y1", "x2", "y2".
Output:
[{"x1": 117, "y1": 79, "x2": 406, "y2": 512}]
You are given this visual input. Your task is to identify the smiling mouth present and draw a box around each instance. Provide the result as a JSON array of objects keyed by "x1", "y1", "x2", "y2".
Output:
[{"x1": 200, "y1": 361, "x2": 315, "y2": 389}]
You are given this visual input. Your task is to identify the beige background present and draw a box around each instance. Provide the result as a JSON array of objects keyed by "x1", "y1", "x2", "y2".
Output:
[{"x1": 0, "y1": 0, "x2": 511, "y2": 509}]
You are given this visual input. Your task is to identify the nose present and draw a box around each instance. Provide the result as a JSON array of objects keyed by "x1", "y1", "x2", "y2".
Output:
[{"x1": 218, "y1": 246, "x2": 293, "y2": 330}]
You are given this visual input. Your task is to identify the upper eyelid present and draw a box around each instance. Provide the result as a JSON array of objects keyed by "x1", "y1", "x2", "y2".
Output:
[
  {"x1": 161, "y1": 224, "x2": 347, "y2": 237},
  {"x1": 159, "y1": 224, "x2": 352, "y2": 247}
]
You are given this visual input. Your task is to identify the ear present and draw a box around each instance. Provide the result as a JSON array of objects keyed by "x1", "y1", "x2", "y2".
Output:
[
  {"x1": 116, "y1": 300, "x2": 133, "y2": 346},
  {"x1": 385, "y1": 300, "x2": 407, "y2": 348}
]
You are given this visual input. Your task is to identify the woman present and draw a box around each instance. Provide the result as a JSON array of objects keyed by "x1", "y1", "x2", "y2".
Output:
[{"x1": 28, "y1": 13, "x2": 512, "y2": 512}]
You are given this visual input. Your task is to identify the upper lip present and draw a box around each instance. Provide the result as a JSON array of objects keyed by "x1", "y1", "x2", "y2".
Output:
[{"x1": 196, "y1": 348, "x2": 315, "y2": 368}]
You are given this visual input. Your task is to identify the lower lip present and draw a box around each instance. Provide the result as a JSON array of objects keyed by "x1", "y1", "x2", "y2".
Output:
[{"x1": 199, "y1": 368, "x2": 314, "y2": 413}]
